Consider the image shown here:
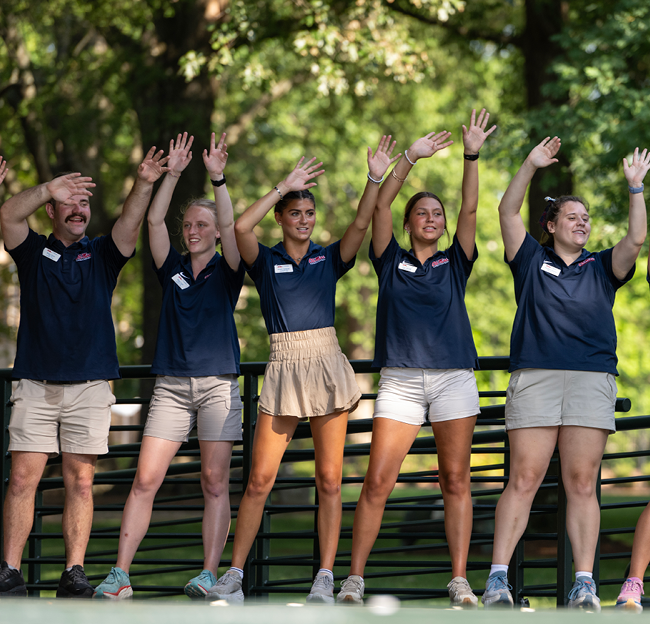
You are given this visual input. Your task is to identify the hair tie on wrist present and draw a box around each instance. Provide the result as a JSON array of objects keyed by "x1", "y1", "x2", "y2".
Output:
[
  {"x1": 168, "y1": 171, "x2": 181, "y2": 178},
  {"x1": 404, "y1": 150, "x2": 416, "y2": 166},
  {"x1": 463, "y1": 153, "x2": 479, "y2": 161},
  {"x1": 629, "y1": 183, "x2": 644, "y2": 194},
  {"x1": 210, "y1": 174, "x2": 226, "y2": 187},
  {"x1": 367, "y1": 172, "x2": 383, "y2": 184},
  {"x1": 391, "y1": 169, "x2": 407, "y2": 183},
  {"x1": 274, "y1": 186, "x2": 283, "y2": 200}
]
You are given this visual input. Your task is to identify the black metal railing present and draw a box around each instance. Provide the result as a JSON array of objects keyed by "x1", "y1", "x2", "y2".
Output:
[{"x1": 0, "y1": 358, "x2": 646, "y2": 605}]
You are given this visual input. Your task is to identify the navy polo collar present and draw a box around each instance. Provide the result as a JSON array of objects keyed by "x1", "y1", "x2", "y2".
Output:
[
  {"x1": 46, "y1": 233, "x2": 90, "y2": 251},
  {"x1": 406, "y1": 247, "x2": 445, "y2": 267},
  {"x1": 179, "y1": 250, "x2": 220, "y2": 279},
  {"x1": 546, "y1": 244, "x2": 591, "y2": 266},
  {"x1": 272, "y1": 240, "x2": 322, "y2": 264}
]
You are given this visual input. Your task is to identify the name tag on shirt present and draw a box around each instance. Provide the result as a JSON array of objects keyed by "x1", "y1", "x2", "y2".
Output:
[
  {"x1": 541, "y1": 262, "x2": 561, "y2": 277},
  {"x1": 274, "y1": 264, "x2": 293, "y2": 274},
  {"x1": 398, "y1": 261, "x2": 417, "y2": 273},
  {"x1": 42, "y1": 248, "x2": 61, "y2": 262},
  {"x1": 172, "y1": 273, "x2": 190, "y2": 289}
]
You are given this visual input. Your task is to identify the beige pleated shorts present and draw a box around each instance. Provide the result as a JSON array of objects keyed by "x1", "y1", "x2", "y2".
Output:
[{"x1": 258, "y1": 326, "x2": 361, "y2": 419}]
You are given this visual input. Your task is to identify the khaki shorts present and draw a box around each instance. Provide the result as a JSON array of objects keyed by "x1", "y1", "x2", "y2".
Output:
[
  {"x1": 143, "y1": 375, "x2": 243, "y2": 442},
  {"x1": 374, "y1": 367, "x2": 480, "y2": 425},
  {"x1": 259, "y1": 326, "x2": 361, "y2": 418},
  {"x1": 505, "y1": 369, "x2": 616, "y2": 434},
  {"x1": 8, "y1": 379, "x2": 115, "y2": 457}
]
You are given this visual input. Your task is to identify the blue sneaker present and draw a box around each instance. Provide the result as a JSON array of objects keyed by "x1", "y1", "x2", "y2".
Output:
[
  {"x1": 482, "y1": 571, "x2": 514, "y2": 608},
  {"x1": 184, "y1": 569, "x2": 217, "y2": 598},
  {"x1": 568, "y1": 576, "x2": 601, "y2": 612},
  {"x1": 93, "y1": 567, "x2": 133, "y2": 600}
]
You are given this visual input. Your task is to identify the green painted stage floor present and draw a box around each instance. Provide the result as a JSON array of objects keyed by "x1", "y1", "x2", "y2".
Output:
[{"x1": 0, "y1": 599, "x2": 643, "y2": 623}]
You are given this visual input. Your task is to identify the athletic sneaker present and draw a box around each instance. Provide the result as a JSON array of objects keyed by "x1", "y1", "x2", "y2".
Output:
[
  {"x1": 567, "y1": 576, "x2": 601, "y2": 612},
  {"x1": 0, "y1": 561, "x2": 26, "y2": 597},
  {"x1": 184, "y1": 569, "x2": 217, "y2": 598},
  {"x1": 93, "y1": 567, "x2": 133, "y2": 600},
  {"x1": 337, "y1": 575, "x2": 365, "y2": 604},
  {"x1": 482, "y1": 571, "x2": 514, "y2": 608},
  {"x1": 616, "y1": 577, "x2": 644, "y2": 613},
  {"x1": 205, "y1": 570, "x2": 244, "y2": 603},
  {"x1": 56, "y1": 565, "x2": 94, "y2": 598},
  {"x1": 306, "y1": 572, "x2": 334, "y2": 604},
  {"x1": 447, "y1": 576, "x2": 478, "y2": 607}
]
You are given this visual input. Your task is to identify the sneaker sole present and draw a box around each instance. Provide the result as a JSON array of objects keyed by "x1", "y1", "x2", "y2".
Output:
[
  {"x1": 337, "y1": 594, "x2": 363, "y2": 605},
  {"x1": 184, "y1": 584, "x2": 209, "y2": 599},
  {"x1": 56, "y1": 586, "x2": 94, "y2": 599},
  {"x1": 206, "y1": 589, "x2": 244, "y2": 604},
  {"x1": 450, "y1": 597, "x2": 478, "y2": 608},
  {"x1": 483, "y1": 597, "x2": 514, "y2": 608},
  {"x1": 568, "y1": 600, "x2": 601, "y2": 613},
  {"x1": 0, "y1": 585, "x2": 27, "y2": 597},
  {"x1": 92, "y1": 586, "x2": 133, "y2": 600},
  {"x1": 616, "y1": 598, "x2": 643, "y2": 613},
  {"x1": 306, "y1": 593, "x2": 335, "y2": 604}
]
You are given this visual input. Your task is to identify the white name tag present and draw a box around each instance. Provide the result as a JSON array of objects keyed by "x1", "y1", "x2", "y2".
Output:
[
  {"x1": 42, "y1": 248, "x2": 61, "y2": 262},
  {"x1": 171, "y1": 273, "x2": 190, "y2": 289},
  {"x1": 274, "y1": 264, "x2": 293, "y2": 274},
  {"x1": 541, "y1": 262, "x2": 561, "y2": 277},
  {"x1": 398, "y1": 261, "x2": 417, "y2": 273}
]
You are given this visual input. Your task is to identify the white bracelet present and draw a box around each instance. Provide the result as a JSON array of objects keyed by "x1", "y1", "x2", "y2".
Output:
[
  {"x1": 367, "y1": 172, "x2": 383, "y2": 184},
  {"x1": 404, "y1": 150, "x2": 416, "y2": 166}
]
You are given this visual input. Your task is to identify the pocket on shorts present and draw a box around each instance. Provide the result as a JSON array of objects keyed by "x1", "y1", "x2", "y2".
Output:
[
  {"x1": 606, "y1": 373, "x2": 618, "y2": 404},
  {"x1": 506, "y1": 370, "x2": 525, "y2": 402}
]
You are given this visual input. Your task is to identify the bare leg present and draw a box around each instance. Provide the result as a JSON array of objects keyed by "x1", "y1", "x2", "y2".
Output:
[
  {"x1": 115, "y1": 436, "x2": 181, "y2": 572},
  {"x1": 3, "y1": 451, "x2": 49, "y2": 567},
  {"x1": 310, "y1": 411, "x2": 350, "y2": 571},
  {"x1": 199, "y1": 440, "x2": 234, "y2": 574},
  {"x1": 431, "y1": 416, "x2": 477, "y2": 579},
  {"x1": 492, "y1": 427, "x2": 558, "y2": 564},
  {"x1": 558, "y1": 426, "x2": 608, "y2": 572},
  {"x1": 629, "y1": 503, "x2": 650, "y2": 579},
  {"x1": 349, "y1": 418, "x2": 421, "y2": 576},
  {"x1": 230, "y1": 413, "x2": 298, "y2": 569}
]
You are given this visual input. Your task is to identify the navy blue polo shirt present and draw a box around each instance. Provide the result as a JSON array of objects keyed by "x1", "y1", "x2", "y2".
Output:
[
  {"x1": 507, "y1": 232, "x2": 634, "y2": 374},
  {"x1": 370, "y1": 235, "x2": 479, "y2": 369},
  {"x1": 8, "y1": 229, "x2": 132, "y2": 381},
  {"x1": 151, "y1": 247, "x2": 245, "y2": 376},
  {"x1": 246, "y1": 240, "x2": 355, "y2": 334}
]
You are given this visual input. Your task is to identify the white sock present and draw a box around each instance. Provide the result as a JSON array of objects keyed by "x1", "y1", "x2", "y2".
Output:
[
  {"x1": 65, "y1": 567, "x2": 73, "y2": 572},
  {"x1": 229, "y1": 567, "x2": 244, "y2": 579},
  {"x1": 7, "y1": 564, "x2": 18, "y2": 571},
  {"x1": 575, "y1": 571, "x2": 593, "y2": 581},
  {"x1": 490, "y1": 564, "x2": 509, "y2": 576},
  {"x1": 317, "y1": 568, "x2": 334, "y2": 580}
]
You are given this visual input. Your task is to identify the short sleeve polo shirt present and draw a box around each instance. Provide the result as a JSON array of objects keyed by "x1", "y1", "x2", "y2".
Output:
[
  {"x1": 8, "y1": 229, "x2": 132, "y2": 381},
  {"x1": 507, "y1": 232, "x2": 634, "y2": 374},
  {"x1": 246, "y1": 240, "x2": 355, "y2": 334},
  {"x1": 370, "y1": 234, "x2": 479, "y2": 370},
  {"x1": 151, "y1": 247, "x2": 245, "y2": 376}
]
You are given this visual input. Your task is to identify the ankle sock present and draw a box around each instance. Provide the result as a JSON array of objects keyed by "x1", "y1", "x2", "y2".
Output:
[
  {"x1": 575, "y1": 571, "x2": 593, "y2": 581},
  {"x1": 229, "y1": 567, "x2": 244, "y2": 579},
  {"x1": 490, "y1": 564, "x2": 508, "y2": 576},
  {"x1": 7, "y1": 563, "x2": 18, "y2": 571},
  {"x1": 317, "y1": 569, "x2": 334, "y2": 580}
]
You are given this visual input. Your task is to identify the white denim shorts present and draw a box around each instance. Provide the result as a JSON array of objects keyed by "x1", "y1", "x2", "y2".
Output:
[{"x1": 373, "y1": 367, "x2": 480, "y2": 425}]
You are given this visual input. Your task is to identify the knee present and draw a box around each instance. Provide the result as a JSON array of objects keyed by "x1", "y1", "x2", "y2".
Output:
[
  {"x1": 362, "y1": 472, "x2": 394, "y2": 505},
  {"x1": 564, "y1": 474, "x2": 597, "y2": 499},
  {"x1": 315, "y1": 472, "x2": 341, "y2": 499},
  {"x1": 8, "y1": 468, "x2": 39, "y2": 496},
  {"x1": 245, "y1": 471, "x2": 275, "y2": 499},
  {"x1": 509, "y1": 469, "x2": 544, "y2": 496},
  {"x1": 201, "y1": 471, "x2": 229, "y2": 500},
  {"x1": 439, "y1": 470, "x2": 470, "y2": 498},
  {"x1": 65, "y1": 472, "x2": 94, "y2": 500},
  {"x1": 131, "y1": 469, "x2": 162, "y2": 497}
]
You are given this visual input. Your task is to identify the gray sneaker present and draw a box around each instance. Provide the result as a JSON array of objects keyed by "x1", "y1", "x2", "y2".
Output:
[
  {"x1": 337, "y1": 575, "x2": 364, "y2": 604},
  {"x1": 568, "y1": 576, "x2": 601, "y2": 612},
  {"x1": 447, "y1": 576, "x2": 478, "y2": 607},
  {"x1": 306, "y1": 572, "x2": 334, "y2": 604},
  {"x1": 205, "y1": 570, "x2": 244, "y2": 604},
  {"x1": 482, "y1": 571, "x2": 514, "y2": 608}
]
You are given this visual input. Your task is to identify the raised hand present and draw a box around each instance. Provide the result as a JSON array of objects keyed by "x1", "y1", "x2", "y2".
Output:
[
  {"x1": 203, "y1": 132, "x2": 228, "y2": 178},
  {"x1": 368, "y1": 135, "x2": 401, "y2": 180},
  {"x1": 283, "y1": 157, "x2": 325, "y2": 192},
  {"x1": 526, "y1": 136, "x2": 561, "y2": 169},
  {"x1": 46, "y1": 172, "x2": 95, "y2": 203},
  {"x1": 137, "y1": 146, "x2": 170, "y2": 183},
  {"x1": 462, "y1": 108, "x2": 497, "y2": 155},
  {"x1": 623, "y1": 147, "x2": 650, "y2": 187},
  {"x1": 407, "y1": 131, "x2": 454, "y2": 162},
  {"x1": 167, "y1": 133, "x2": 193, "y2": 175},
  {"x1": 0, "y1": 157, "x2": 7, "y2": 185}
]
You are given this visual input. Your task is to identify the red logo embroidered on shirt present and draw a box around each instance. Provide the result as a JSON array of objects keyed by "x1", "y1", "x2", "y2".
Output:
[
  {"x1": 75, "y1": 253, "x2": 92, "y2": 262},
  {"x1": 309, "y1": 255, "x2": 326, "y2": 265},
  {"x1": 431, "y1": 258, "x2": 450, "y2": 268},
  {"x1": 578, "y1": 257, "x2": 595, "y2": 267}
]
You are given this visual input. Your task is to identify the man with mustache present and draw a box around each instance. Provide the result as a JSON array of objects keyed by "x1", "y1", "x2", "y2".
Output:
[{"x1": 0, "y1": 147, "x2": 169, "y2": 597}]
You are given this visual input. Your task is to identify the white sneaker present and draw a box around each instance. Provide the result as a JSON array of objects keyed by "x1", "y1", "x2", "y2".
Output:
[
  {"x1": 205, "y1": 570, "x2": 244, "y2": 604},
  {"x1": 337, "y1": 575, "x2": 365, "y2": 604},
  {"x1": 306, "y1": 572, "x2": 335, "y2": 604},
  {"x1": 447, "y1": 576, "x2": 478, "y2": 607}
]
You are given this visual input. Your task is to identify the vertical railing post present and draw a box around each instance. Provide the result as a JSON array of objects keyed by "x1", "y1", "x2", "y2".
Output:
[
  {"x1": 556, "y1": 457, "x2": 572, "y2": 607},
  {"x1": 255, "y1": 509, "x2": 270, "y2": 600},
  {"x1": 312, "y1": 488, "x2": 320, "y2": 579},
  {"x1": 0, "y1": 375, "x2": 12, "y2": 564},
  {"x1": 503, "y1": 442, "x2": 525, "y2": 601},
  {"x1": 593, "y1": 468, "x2": 601, "y2": 594},
  {"x1": 242, "y1": 372, "x2": 258, "y2": 596},
  {"x1": 28, "y1": 490, "x2": 43, "y2": 597}
]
